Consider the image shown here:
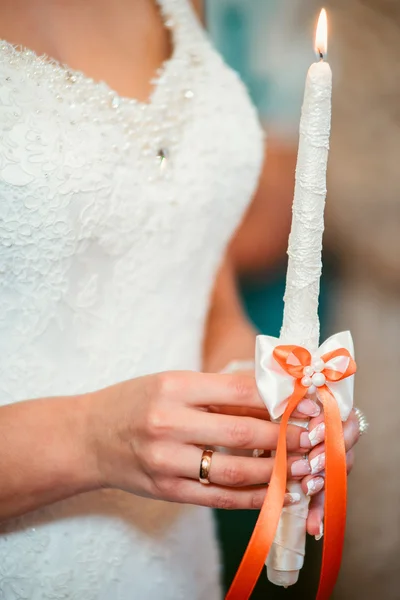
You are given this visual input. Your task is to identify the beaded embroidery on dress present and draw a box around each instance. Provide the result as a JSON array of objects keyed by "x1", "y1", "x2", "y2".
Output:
[{"x1": 0, "y1": 0, "x2": 263, "y2": 598}]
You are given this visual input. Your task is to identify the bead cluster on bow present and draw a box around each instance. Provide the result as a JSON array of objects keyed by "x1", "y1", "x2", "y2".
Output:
[{"x1": 300, "y1": 358, "x2": 326, "y2": 393}]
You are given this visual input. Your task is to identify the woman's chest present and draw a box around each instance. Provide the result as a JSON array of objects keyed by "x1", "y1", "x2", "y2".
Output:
[{"x1": 0, "y1": 40, "x2": 263, "y2": 265}]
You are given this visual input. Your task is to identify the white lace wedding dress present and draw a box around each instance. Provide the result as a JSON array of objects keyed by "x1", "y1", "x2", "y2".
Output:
[{"x1": 0, "y1": 0, "x2": 263, "y2": 597}]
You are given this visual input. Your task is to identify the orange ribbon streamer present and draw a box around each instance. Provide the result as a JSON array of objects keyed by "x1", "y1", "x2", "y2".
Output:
[{"x1": 226, "y1": 345, "x2": 356, "y2": 600}]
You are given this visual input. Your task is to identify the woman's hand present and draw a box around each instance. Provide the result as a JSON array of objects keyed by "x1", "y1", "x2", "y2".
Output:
[
  {"x1": 300, "y1": 410, "x2": 361, "y2": 537},
  {"x1": 209, "y1": 384, "x2": 361, "y2": 537},
  {"x1": 90, "y1": 371, "x2": 312, "y2": 510}
]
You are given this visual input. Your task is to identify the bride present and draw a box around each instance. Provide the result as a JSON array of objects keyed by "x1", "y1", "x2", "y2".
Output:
[{"x1": 0, "y1": 0, "x2": 360, "y2": 598}]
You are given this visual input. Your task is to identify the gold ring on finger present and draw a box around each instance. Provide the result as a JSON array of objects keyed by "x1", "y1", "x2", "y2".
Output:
[{"x1": 199, "y1": 449, "x2": 214, "y2": 485}]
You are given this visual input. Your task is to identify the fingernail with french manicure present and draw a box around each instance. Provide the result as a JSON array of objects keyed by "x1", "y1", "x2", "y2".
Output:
[
  {"x1": 297, "y1": 399, "x2": 320, "y2": 417},
  {"x1": 310, "y1": 452, "x2": 325, "y2": 475},
  {"x1": 315, "y1": 521, "x2": 324, "y2": 541},
  {"x1": 301, "y1": 422, "x2": 325, "y2": 448},
  {"x1": 291, "y1": 459, "x2": 311, "y2": 477},
  {"x1": 284, "y1": 493, "x2": 301, "y2": 505},
  {"x1": 306, "y1": 476, "x2": 325, "y2": 496}
]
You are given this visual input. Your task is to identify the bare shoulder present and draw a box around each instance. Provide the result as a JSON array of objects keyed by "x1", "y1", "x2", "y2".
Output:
[{"x1": 190, "y1": 0, "x2": 205, "y2": 24}]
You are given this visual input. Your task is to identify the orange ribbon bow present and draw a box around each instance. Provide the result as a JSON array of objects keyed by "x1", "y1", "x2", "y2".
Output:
[{"x1": 226, "y1": 344, "x2": 357, "y2": 600}]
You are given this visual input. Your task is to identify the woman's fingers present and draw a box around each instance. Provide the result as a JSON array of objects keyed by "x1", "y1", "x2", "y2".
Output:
[
  {"x1": 168, "y1": 372, "x2": 266, "y2": 409},
  {"x1": 181, "y1": 410, "x2": 307, "y2": 452},
  {"x1": 301, "y1": 408, "x2": 360, "y2": 450},
  {"x1": 306, "y1": 452, "x2": 354, "y2": 538},
  {"x1": 300, "y1": 450, "x2": 354, "y2": 496},
  {"x1": 142, "y1": 443, "x2": 307, "y2": 508},
  {"x1": 303, "y1": 413, "x2": 358, "y2": 475},
  {"x1": 176, "y1": 446, "x2": 310, "y2": 486},
  {"x1": 343, "y1": 411, "x2": 361, "y2": 448},
  {"x1": 142, "y1": 442, "x2": 311, "y2": 487},
  {"x1": 306, "y1": 490, "x2": 325, "y2": 538},
  {"x1": 178, "y1": 371, "x2": 319, "y2": 418},
  {"x1": 208, "y1": 398, "x2": 320, "y2": 421},
  {"x1": 155, "y1": 372, "x2": 321, "y2": 424},
  {"x1": 142, "y1": 403, "x2": 306, "y2": 452},
  {"x1": 346, "y1": 449, "x2": 355, "y2": 473},
  {"x1": 208, "y1": 405, "x2": 271, "y2": 421},
  {"x1": 155, "y1": 478, "x2": 300, "y2": 511},
  {"x1": 292, "y1": 398, "x2": 321, "y2": 419},
  {"x1": 302, "y1": 473, "x2": 325, "y2": 497}
]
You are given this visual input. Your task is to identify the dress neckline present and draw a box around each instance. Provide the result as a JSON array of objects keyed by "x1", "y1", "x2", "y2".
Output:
[{"x1": 0, "y1": 0, "x2": 180, "y2": 110}]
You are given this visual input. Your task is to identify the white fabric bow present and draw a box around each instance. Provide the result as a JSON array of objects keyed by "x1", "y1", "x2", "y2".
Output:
[{"x1": 255, "y1": 331, "x2": 355, "y2": 421}]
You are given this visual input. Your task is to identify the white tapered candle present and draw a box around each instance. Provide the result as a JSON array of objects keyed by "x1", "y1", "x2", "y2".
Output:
[{"x1": 268, "y1": 8, "x2": 332, "y2": 587}]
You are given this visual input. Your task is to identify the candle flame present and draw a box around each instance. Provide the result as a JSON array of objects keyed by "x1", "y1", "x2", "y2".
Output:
[{"x1": 315, "y1": 8, "x2": 328, "y2": 58}]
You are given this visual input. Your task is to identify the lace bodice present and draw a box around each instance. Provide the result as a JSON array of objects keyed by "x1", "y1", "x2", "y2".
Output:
[{"x1": 0, "y1": 0, "x2": 263, "y2": 597}]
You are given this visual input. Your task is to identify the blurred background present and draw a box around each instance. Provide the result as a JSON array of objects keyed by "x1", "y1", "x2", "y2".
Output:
[{"x1": 207, "y1": 1, "x2": 400, "y2": 599}]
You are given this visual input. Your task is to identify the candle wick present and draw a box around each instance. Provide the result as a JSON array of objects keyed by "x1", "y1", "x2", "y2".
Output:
[{"x1": 317, "y1": 48, "x2": 324, "y2": 61}]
